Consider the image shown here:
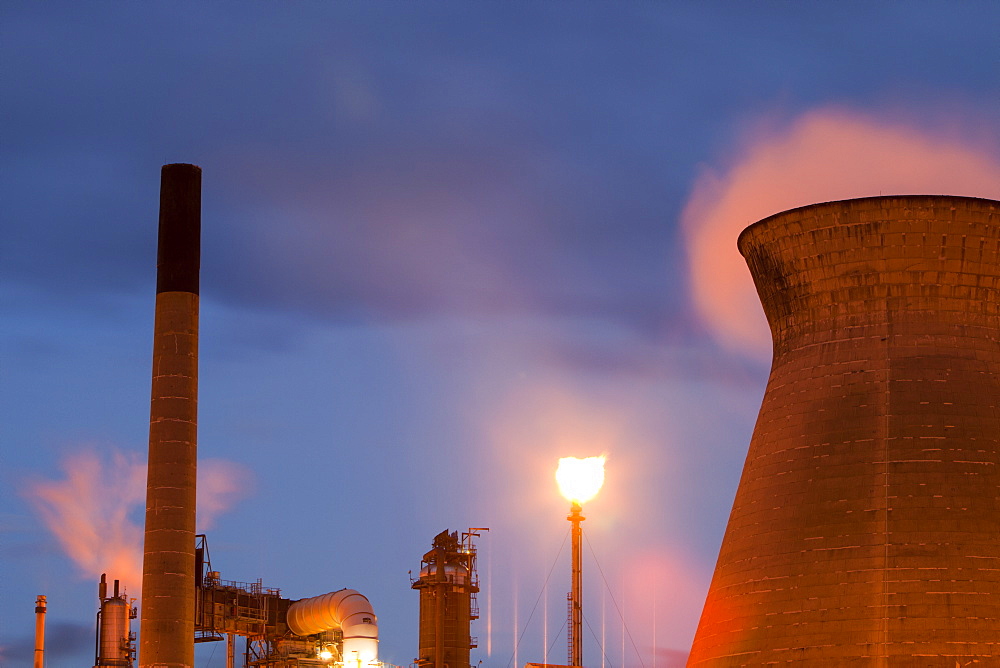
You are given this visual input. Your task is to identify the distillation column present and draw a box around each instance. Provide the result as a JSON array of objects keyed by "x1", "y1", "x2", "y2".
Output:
[
  {"x1": 688, "y1": 196, "x2": 1000, "y2": 666},
  {"x1": 412, "y1": 530, "x2": 484, "y2": 668}
]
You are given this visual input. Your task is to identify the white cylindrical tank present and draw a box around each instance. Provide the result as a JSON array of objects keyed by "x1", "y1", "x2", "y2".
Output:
[{"x1": 287, "y1": 589, "x2": 378, "y2": 664}]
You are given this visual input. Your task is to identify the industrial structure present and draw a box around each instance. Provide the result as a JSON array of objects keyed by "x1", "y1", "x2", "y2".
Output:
[
  {"x1": 38, "y1": 168, "x2": 999, "y2": 667},
  {"x1": 29, "y1": 164, "x2": 497, "y2": 668},
  {"x1": 411, "y1": 529, "x2": 487, "y2": 668},
  {"x1": 140, "y1": 163, "x2": 202, "y2": 667},
  {"x1": 131, "y1": 165, "x2": 388, "y2": 668},
  {"x1": 566, "y1": 503, "x2": 583, "y2": 668},
  {"x1": 554, "y1": 456, "x2": 606, "y2": 668},
  {"x1": 95, "y1": 574, "x2": 137, "y2": 667},
  {"x1": 192, "y1": 536, "x2": 380, "y2": 668},
  {"x1": 34, "y1": 595, "x2": 46, "y2": 668},
  {"x1": 688, "y1": 196, "x2": 1000, "y2": 665}
]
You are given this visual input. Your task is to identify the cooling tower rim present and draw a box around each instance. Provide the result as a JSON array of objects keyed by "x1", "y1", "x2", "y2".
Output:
[{"x1": 737, "y1": 194, "x2": 1000, "y2": 254}]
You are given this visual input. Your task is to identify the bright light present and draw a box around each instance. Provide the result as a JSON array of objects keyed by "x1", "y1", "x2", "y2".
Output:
[
  {"x1": 319, "y1": 650, "x2": 333, "y2": 661},
  {"x1": 556, "y1": 456, "x2": 606, "y2": 505}
]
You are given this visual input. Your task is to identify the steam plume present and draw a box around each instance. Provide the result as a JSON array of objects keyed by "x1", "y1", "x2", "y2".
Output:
[
  {"x1": 198, "y1": 457, "x2": 255, "y2": 530},
  {"x1": 681, "y1": 107, "x2": 1000, "y2": 360},
  {"x1": 27, "y1": 448, "x2": 146, "y2": 589},
  {"x1": 26, "y1": 447, "x2": 254, "y2": 592}
]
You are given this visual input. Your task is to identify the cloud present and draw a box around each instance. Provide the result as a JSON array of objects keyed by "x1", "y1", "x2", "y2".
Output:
[
  {"x1": 25, "y1": 448, "x2": 146, "y2": 590},
  {"x1": 681, "y1": 106, "x2": 1000, "y2": 360},
  {"x1": 198, "y1": 457, "x2": 255, "y2": 530},
  {"x1": 24, "y1": 446, "x2": 254, "y2": 593},
  {"x1": 653, "y1": 648, "x2": 691, "y2": 668}
]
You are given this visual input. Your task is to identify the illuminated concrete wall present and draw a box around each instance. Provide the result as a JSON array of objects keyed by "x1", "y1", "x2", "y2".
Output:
[{"x1": 688, "y1": 196, "x2": 1000, "y2": 666}]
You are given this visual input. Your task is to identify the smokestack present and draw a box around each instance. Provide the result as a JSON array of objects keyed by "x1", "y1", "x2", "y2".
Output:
[
  {"x1": 34, "y1": 595, "x2": 46, "y2": 668},
  {"x1": 688, "y1": 196, "x2": 1000, "y2": 665},
  {"x1": 139, "y1": 163, "x2": 201, "y2": 668}
]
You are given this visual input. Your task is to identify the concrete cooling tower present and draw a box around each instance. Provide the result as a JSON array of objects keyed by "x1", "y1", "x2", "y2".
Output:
[{"x1": 688, "y1": 196, "x2": 1000, "y2": 666}]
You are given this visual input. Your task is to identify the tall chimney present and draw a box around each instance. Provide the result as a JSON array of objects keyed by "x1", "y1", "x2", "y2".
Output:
[
  {"x1": 139, "y1": 163, "x2": 201, "y2": 668},
  {"x1": 34, "y1": 595, "x2": 46, "y2": 668},
  {"x1": 688, "y1": 196, "x2": 1000, "y2": 665}
]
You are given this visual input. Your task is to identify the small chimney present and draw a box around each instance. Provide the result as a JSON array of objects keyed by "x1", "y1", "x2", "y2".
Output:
[{"x1": 34, "y1": 595, "x2": 46, "y2": 668}]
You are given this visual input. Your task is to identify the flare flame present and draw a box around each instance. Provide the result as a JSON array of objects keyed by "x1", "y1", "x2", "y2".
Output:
[{"x1": 556, "y1": 456, "x2": 606, "y2": 505}]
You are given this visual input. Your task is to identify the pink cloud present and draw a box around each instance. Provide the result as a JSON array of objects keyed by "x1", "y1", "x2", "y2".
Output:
[
  {"x1": 681, "y1": 107, "x2": 1000, "y2": 360},
  {"x1": 25, "y1": 447, "x2": 254, "y2": 594},
  {"x1": 26, "y1": 448, "x2": 146, "y2": 592},
  {"x1": 198, "y1": 457, "x2": 254, "y2": 530}
]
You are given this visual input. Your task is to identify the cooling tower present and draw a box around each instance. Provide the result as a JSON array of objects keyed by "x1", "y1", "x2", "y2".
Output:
[
  {"x1": 139, "y1": 164, "x2": 201, "y2": 668},
  {"x1": 688, "y1": 196, "x2": 1000, "y2": 666}
]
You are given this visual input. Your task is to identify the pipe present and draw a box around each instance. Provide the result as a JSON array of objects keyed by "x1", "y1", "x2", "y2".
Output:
[
  {"x1": 139, "y1": 163, "x2": 201, "y2": 668},
  {"x1": 287, "y1": 589, "x2": 379, "y2": 664},
  {"x1": 34, "y1": 595, "x2": 46, "y2": 668},
  {"x1": 568, "y1": 503, "x2": 583, "y2": 668}
]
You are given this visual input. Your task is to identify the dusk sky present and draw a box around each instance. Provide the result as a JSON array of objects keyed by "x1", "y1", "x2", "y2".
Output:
[{"x1": 2, "y1": 2, "x2": 999, "y2": 665}]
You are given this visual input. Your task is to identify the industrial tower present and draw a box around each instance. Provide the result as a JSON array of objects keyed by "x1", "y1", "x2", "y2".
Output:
[
  {"x1": 689, "y1": 196, "x2": 1000, "y2": 665},
  {"x1": 412, "y1": 529, "x2": 487, "y2": 668}
]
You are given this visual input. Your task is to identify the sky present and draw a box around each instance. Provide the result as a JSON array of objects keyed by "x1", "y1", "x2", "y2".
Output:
[{"x1": 2, "y1": 1, "x2": 999, "y2": 666}]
